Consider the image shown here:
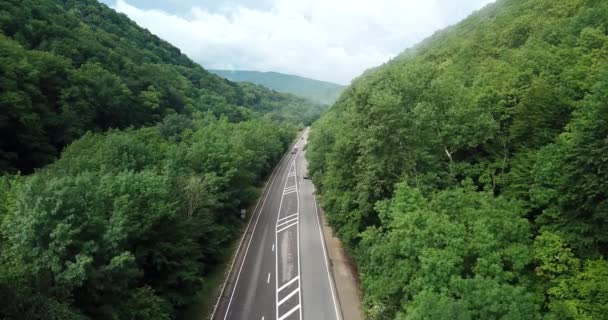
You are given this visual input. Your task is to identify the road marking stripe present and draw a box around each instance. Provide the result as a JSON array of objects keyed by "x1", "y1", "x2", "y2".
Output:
[
  {"x1": 278, "y1": 287, "x2": 299, "y2": 306},
  {"x1": 216, "y1": 135, "x2": 297, "y2": 320},
  {"x1": 278, "y1": 276, "x2": 299, "y2": 292},
  {"x1": 294, "y1": 157, "x2": 303, "y2": 320},
  {"x1": 267, "y1": 273, "x2": 271, "y2": 284},
  {"x1": 274, "y1": 151, "x2": 305, "y2": 320},
  {"x1": 276, "y1": 217, "x2": 298, "y2": 228},
  {"x1": 313, "y1": 184, "x2": 342, "y2": 320},
  {"x1": 277, "y1": 213, "x2": 298, "y2": 223},
  {"x1": 276, "y1": 221, "x2": 298, "y2": 233},
  {"x1": 278, "y1": 305, "x2": 300, "y2": 320},
  {"x1": 272, "y1": 244, "x2": 275, "y2": 252},
  {"x1": 276, "y1": 159, "x2": 298, "y2": 320}
]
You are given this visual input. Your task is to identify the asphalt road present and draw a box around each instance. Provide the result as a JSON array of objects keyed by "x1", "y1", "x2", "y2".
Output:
[{"x1": 213, "y1": 128, "x2": 341, "y2": 320}]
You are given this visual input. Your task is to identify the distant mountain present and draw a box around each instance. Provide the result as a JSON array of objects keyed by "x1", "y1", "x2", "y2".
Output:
[{"x1": 210, "y1": 70, "x2": 345, "y2": 105}]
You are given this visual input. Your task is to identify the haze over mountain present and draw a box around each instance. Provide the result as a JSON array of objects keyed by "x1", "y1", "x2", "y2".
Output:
[
  {"x1": 209, "y1": 70, "x2": 345, "y2": 105},
  {"x1": 101, "y1": 0, "x2": 494, "y2": 84},
  {"x1": 2, "y1": 0, "x2": 607, "y2": 319}
]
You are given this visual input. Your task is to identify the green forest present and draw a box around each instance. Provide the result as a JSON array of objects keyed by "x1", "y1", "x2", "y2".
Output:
[
  {"x1": 0, "y1": 0, "x2": 323, "y2": 174},
  {"x1": 0, "y1": 0, "x2": 323, "y2": 318},
  {"x1": 307, "y1": 0, "x2": 608, "y2": 319}
]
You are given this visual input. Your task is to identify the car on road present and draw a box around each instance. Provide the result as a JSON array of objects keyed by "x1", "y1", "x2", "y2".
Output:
[{"x1": 291, "y1": 147, "x2": 298, "y2": 154}]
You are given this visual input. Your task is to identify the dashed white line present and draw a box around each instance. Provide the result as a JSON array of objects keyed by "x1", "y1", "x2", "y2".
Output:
[
  {"x1": 267, "y1": 273, "x2": 271, "y2": 284},
  {"x1": 217, "y1": 139, "x2": 294, "y2": 320},
  {"x1": 272, "y1": 244, "x2": 275, "y2": 252}
]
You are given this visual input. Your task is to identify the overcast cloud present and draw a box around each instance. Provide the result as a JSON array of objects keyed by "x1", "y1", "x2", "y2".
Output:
[{"x1": 104, "y1": 0, "x2": 494, "y2": 84}]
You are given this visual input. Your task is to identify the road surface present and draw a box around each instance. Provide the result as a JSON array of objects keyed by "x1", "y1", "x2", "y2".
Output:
[{"x1": 212, "y1": 128, "x2": 341, "y2": 320}]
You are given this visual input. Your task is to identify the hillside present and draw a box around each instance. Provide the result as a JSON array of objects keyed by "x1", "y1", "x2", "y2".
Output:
[
  {"x1": 307, "y1": 0, "x2": 608, "y2": 319},
  {"x1": 0, "y1": 0, "x2": 316, "y2": 319},
  {"x1": 209, "y1": 69, "x2": 345, "y2": 105},
  {"x1": 0, "y1": 0, "x2": 323, "y2": 173}
]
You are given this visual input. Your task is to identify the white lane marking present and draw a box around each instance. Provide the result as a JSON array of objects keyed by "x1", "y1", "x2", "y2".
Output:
[
  {"x1": 267, "y1": 272, "x2": 271, "y2": 284},
  {"x1": 278, "y1": 275, "x2": 299, "y2": 292},
  {"x1": 278, "y1": 287, "x2": 300, "y2": 306},
  {"x1": 313, "y1": 184, "x2": 342, "y2": 320},
  {"x1": 294, "y1": 156, "x2": 303, "y2": 320},
  {"x1": 279, "y1": 305, "x2": 301, "y2": 320},
  {"x1": 275, "y1": 151, "x2": 303, "y2": 320},
  {"x1": 283, "y1": 189, "x2": 297, "y2": 195},
  {"x1": 276, "y1": 221, "x2": 298, "y2": 233},
  {"x1": 217, "y1": 139, "x2": 296, "y2": 320},
  {"x1": 262, "y1": 317, "x2": 264, "y2": 320},
  {"x1": 272, "y1": 244, "x2": 275, "y2": 252},
  {"x1": 278, "y1": 213, "x2": 298, "y2": 223},
  {"x1": 276, "y1": 217, "x2": 299, "y2": 228},
  {"x1": 275, "y1": 161, "x2": 295, "y2": 320}
]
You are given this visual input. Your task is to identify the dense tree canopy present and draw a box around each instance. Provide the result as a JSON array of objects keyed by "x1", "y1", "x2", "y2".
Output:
[
  {"x1": 307, "y1": 0, "x2": 608, "y2": 318},
  {"x1": 0, "y1": 0, "x2": 324, "y2": 173},
  {"x1": 0, "y1": 116, "x2": 297, "y2": 319},
  {"x1": 0, "y1": 0, "x2": 320, "y2": 318}
]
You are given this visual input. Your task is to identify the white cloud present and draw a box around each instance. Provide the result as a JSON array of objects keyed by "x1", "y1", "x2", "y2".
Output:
[{"x1": 111, "y1": 0, "x2": 494, "y2": 84}]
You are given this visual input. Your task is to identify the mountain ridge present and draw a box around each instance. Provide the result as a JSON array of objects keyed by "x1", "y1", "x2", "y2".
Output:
[{"x1": 209, "y1": 69, "x2": 345, "y2": 105}]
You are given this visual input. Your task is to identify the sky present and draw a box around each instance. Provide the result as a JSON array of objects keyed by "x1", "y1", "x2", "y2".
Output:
[{"x1": 100, "y1": 0, "x2": 494, "y2": 84}]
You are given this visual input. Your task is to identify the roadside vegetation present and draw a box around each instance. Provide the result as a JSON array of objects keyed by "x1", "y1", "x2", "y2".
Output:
[
  {"x1": 0, "y1": 0, "x2": 321, "y2": 318},
  {"x1": 307, "y1": 0, "x2": 608, "y2": 318}
]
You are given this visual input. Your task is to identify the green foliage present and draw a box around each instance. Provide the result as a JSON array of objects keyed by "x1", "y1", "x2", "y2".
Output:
[
  {"x1": 0, "y1": 116, "x2": 296, "y2": 319},
  {"x1": 307, "y1": 0, "x2": 608, "y2": 318},
  {"x1": 0, "y1": 0, "x2": 323, "y2": 173}
]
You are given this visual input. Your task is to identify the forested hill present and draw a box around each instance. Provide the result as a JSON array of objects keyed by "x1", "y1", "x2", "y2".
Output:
[
  {"x1": 0, "y1": 0, "x2": 319, "y2": 318},
  {"x1": 0, "y1": 0, "x2": 323, "y2": 173},
  {"x1": 307, "y1": 0, "x2": 608, "y2": 319},
  {"x1": 209, "y1": 69, "x2": 345, "y2": 105}
]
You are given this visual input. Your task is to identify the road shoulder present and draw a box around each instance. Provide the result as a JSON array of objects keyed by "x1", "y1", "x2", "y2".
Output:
[{"x1": 315, "y1": 197, "x2": 364, "y2": 320}]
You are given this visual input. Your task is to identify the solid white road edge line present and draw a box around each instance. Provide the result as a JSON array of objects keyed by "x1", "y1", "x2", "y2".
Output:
[
  {"x1": 313, "y1": 184, "x2": 342, "y2": 320},
  {"x1": 216, "y1": 136, "x2": 297, "y2": 320},
  {"x1": 295, "y1": 156, "x2": 303, "y2": 320}
]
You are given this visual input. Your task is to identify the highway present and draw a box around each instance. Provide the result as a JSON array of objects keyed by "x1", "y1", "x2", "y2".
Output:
[{"x1": 212, "y1": 128, "x2": 341, "y2": 320}]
